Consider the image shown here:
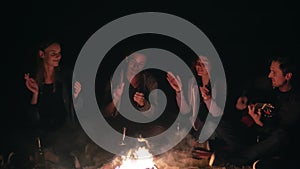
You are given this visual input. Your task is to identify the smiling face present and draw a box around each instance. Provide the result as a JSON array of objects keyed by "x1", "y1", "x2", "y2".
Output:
[
  {"x1": 39, "y1": 43, "x2": 62, "y2": 68},
  {"x1": 126, "y1": 52, "x2": 146, "y2": 78},
  {"x1": 268, "y1": 61, "x2": 292, "y2": 91},
  {"x1": 195, "y1": 56, "x2": 209, "y2": 77}
]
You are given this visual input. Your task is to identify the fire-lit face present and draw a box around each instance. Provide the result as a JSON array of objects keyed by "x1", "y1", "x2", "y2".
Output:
[
  {"x1": 268, "y1": 61, "x2": 289, "y2": 89},
  {"x1": 195, "y1": 57, "x2": 209, "y2": 77},
  {"x1": 39, "y1": 43, "x2": 62, "y2": 67},
  {"x1": 126, "y1": 53, "x2": 146, "y2": 77}
]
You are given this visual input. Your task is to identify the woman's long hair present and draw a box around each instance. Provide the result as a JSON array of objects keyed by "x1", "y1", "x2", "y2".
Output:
[
  {"x1": 190, "y1": 55, "x2": 211, "y2": 88},
  {"x1": 35, "y1": 39, "x2": 61, "y2": 92}
]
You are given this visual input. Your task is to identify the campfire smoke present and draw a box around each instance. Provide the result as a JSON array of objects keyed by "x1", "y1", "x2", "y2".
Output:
[{"x1": 100, "y1": 134, "x2": 214, "y2": 169}]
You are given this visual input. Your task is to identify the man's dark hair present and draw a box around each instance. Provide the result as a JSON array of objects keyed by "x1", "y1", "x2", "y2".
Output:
[
  {"x1": 269, "y1": 55, "x2": 298, "y2": 85},
  {"x1": 270, "y1": 56, "x2": 296, "y2": 75}
]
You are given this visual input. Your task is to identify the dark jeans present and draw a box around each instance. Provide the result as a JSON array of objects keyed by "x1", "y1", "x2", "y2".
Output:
[
  {"x1": 196, "y1": 117, "x2": 293, "y2": 167},
  {"x1": 237, "y1": 128, "x2": 289, "y2": 165},
  {"x1": 213, "y1": 119, "x2": 256, "y2": 151}
]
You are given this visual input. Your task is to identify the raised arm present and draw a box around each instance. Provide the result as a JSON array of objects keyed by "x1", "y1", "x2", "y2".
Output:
[{"x1": 166, "y1": 72, "x2": 191, "y2": 114}]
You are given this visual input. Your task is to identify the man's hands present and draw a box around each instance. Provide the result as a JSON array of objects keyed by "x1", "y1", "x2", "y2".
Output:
[
  {"x1": 248, "y1": 104, "x2": 263, "y2": 127},
  {"x1": 236, "y1": 96, "x2": 248, "y2": 110}
]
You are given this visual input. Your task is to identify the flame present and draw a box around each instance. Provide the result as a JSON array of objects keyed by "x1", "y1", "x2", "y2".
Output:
[{"x1": 115, "y1": 147, "x2": 157, "y2": 169}]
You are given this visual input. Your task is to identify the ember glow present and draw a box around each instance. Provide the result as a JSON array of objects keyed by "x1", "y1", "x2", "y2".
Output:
[{"x1": 115, "y1": 147, "x2": 157, "y2": 169}]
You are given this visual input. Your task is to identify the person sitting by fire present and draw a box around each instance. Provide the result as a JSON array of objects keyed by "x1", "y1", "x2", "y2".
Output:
[
  {"x1": 24, "y1": 38, "x2": 85, "y2": 168},
  {"x1": 214, "y1": 55, "x2": 300, "y2": 168},
  {"x1": 99, "y1": 51, "x2": 166, "y2": 138},
  {"x1": 166, "y1": 55, "x2": 227, "y2": 161}
]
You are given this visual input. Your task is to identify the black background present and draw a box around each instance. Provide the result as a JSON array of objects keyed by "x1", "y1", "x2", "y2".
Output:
[{"x1": 2, "y1": 0, "x2": 300, "y2": 151}]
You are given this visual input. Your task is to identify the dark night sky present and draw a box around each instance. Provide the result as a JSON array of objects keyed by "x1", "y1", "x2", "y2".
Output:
[{"x1": 2, "y1": 1, "x2": 300, "y2": 146}]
